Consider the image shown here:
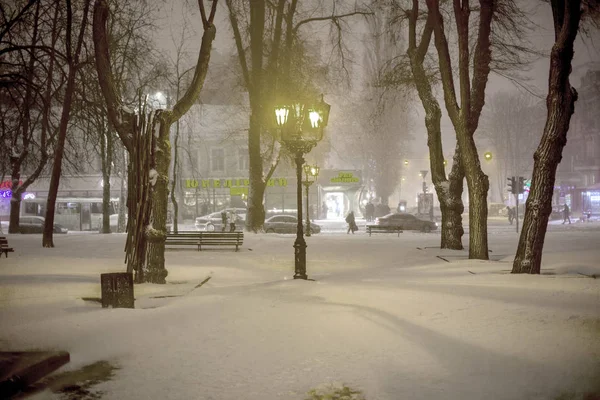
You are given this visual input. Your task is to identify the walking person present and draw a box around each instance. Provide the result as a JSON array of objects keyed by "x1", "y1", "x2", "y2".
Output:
[
  {"x1": 365, "y1": 201, "x2": 375, "y2": 222},
  {"x1": 321, "y1": 201, "x2": 328, "y2": 219},
  {"x1": 345, "y1": 211, "x2": 357, "y2": 234},
  {"x1": 229, "y1": 210, "x2": 237, "y2": 232},
  {"x1": 221, "y1": 210, "x2": 227, "y2": 231},
  {"x1": 562, "y1": 204, "x2": 571, "y2": 224},
  {"x1": 506, "y1": 206, "x2": 514, "y2": 225}
]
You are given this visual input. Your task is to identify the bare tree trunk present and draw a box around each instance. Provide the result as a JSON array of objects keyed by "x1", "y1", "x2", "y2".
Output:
[
  {"x1": 145, "y1": 116, "x2": 170, "y2": 283},
  {"x1": 170, "y1": 119, "x2": 180, "y2": 234},
  {"x1": 93, "y1": 0, "x2": 218, "y2": 282},
  {"x1": 461, "y1": 142, "x2": 490, "y2": 258},
  {"x1": 118, "y1": 150, "x2": 127, "y2": 233},
  {"x1": 440, "y1": 147, "x2": 465, "y2": 249},
  {"x1": 100, "y1": 121, "x2": 113, "y2": 233},
  {"x1": 426, "y1": 0, "x2": 493, "y2": 259},
  {"x1": 512, "y1": 0, "x2": 581, "y2": 274},
  {"x1": 43, "y1": 0, "x2": 91, "y2": 247},
  {"x1": 246, "y1": 0, "x2": 266, "y2": 232},
  {"x1": 8, "y1": 195, "x2": 22, "y2": 234},
  {"x1": 407, "y1": 6, "x2": 464, "y2": 250}
]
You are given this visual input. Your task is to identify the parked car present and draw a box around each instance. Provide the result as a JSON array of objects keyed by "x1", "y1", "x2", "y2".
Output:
[
  {"x1": 263, "y1": 214, "x2": 321, "y2": 234},
  {"x1": 373, "y1": 213, "x2": 437, "y2": 233},
  {"x1": 19, "y1": 216, "x2": 68, "y2": 234},
  {"x1": 194, "y1": 208, "x2": 246, "y2": 231}
]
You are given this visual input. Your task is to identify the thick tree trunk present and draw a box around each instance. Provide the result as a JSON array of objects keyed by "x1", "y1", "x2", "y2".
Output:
[
  {"x1": 245, "y1": 1, "x2": 266, "y2": 232},
  {"x1": 426, "y1": 0, "x2": 492, "y2": 259},
  {"x1": 8, "y1": 191, "x2": 22, "y2": 234},
  {"x1": 512, "y1": 0, "x2": 580, "y2": 274},
  {"x1": 407, "y1": 11, "x2": 464, "y2": 250},
  {"x1": 145, "y1": 117, "x2": 170, "y2": 284},
  {"x1": 246, "y1": 113, "x2": 266, "y2": 231},
  {"x1": 439, "y1": 146, "x2": 465, "y2": 249},
  {"x1": 459, "y1": 131, "x2": 489, "y2": 259}
]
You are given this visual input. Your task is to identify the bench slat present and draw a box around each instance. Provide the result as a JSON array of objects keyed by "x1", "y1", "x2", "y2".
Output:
[
  {"x1": 0, "y1": 237, "x2": 14, "y2": 257},
  {"x1": 366, "y1": 225, "x2": 403, "y2": 237}
]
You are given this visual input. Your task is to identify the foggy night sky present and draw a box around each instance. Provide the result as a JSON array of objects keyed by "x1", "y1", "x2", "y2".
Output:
[{"x1": 152, "y1": 1, "x2": 599, "y2": 180}]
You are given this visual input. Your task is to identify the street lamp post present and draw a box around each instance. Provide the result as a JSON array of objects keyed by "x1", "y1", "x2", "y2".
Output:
[
  {"x1": 274, "y1": 95, "x2": 330, "y2": 280},
  {"x1": 303, "y1": 164, "x2": 319, "y2": 237}
]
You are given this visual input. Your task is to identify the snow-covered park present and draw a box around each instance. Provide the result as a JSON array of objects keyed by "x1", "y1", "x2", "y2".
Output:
[{"x1": 1, "y1": 220, "x2": 599, "y2": 400}]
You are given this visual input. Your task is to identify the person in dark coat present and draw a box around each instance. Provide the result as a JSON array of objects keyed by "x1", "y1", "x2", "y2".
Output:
[
  {"x1": 562, "y1": 204, "x2": 571, "y2": 224},
  {"x1": 345, "y1": 211, "x2": 357, "y2": 234},
  {"x1": 506, "y1": 206, "x2": 514, "y2": 225},
  {"x1": 321, "y1": 202, "x2": 328, "y2": 219},
  {"x1": 221, "y1": 211, "x2": 227, "y2": 231},
  {"x1": 365, "y1": 201, "x2": 375, "y2": 222}
]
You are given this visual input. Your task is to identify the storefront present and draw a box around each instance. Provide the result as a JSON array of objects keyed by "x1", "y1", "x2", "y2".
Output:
[
  {"x1": 578, "y1": 183, "x2": 600, "y2": 216},
  {"x1": 316, "y1": 170, "x2": 363, "y2": 220},
  {"x1": 181, "y1": 176, "x2": 294, "y2": 218},
  {"x1": 181, "y1": 171, "x2": 365, "y2": 220}
]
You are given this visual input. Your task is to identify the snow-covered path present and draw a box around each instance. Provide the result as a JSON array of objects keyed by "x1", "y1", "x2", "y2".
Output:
[{"x1": 0, "y1": 224, "x2": 599, "y2": 399}]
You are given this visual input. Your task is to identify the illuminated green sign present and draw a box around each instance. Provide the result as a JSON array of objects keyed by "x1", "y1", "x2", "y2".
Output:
[
  {"x1": 330, "y1": 172, "x2": 359, "y2": 184},
  {"x1": 184, "y1": 177, "x2": 288, "y2": 189}
]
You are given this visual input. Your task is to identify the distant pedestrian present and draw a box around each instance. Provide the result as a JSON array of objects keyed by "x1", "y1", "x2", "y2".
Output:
[
  {"x1": 506, "y1": 206, "x2": 514, "y2": 225},
  {"x1": 562, "y1": 204, "x2": 571, "y2": 224},
  {"x1": 321, "y1": 202, "x2": 328, "y2": 219},
  {"x1": 365, "y1": 201, "x2": 375, "y2": 222},
  {"x1": 228, "y1": 210, "x2": 237, "y2": 232},
  {"x1": 221, "y1": 211, "x2": 227, "y2": 231},
  {"x1": 345, "y1": 211, "x2": 357, "y2": 234}
]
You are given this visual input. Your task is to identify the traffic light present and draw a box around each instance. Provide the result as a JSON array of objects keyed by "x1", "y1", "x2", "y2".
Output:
[
  {"x1": 507, "y1": 176, "x2": 516, "y2": 194},
  {"x1": 518, "y1": 176, "x2": 525, "y2": 194},
  {"x1": 422, "y1": 181, "x2": 428, "y2": 193}
]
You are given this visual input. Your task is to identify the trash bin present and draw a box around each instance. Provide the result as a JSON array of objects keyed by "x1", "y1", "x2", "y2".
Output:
[{"x1": 101, "y1": 272, "x2": 134, "y2": 308}]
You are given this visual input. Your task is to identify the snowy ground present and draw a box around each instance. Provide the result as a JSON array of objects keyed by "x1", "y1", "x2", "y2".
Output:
[{"x1": 0, "y1": 220, "x2": 599, "y2": 400}]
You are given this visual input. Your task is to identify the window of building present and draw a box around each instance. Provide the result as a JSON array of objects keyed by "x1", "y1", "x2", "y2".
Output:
[
  {"x1": 211, "y1": 148, "x2": 225, "y2": 172},
  {"x1": 238, "y1": 148, "x2": 249, "y2": 171}
]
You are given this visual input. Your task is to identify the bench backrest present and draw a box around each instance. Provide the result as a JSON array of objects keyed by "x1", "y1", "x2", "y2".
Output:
[{"x1": 165, "y1": 232, "x2": 243, "y2": 242}]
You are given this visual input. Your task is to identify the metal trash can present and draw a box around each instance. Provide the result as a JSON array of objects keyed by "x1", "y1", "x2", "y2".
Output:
[{"x1": 101, "y1": 272, "x2": 134, "y2": 308}]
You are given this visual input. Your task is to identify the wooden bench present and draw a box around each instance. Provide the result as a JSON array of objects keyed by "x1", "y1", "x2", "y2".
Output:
[
  {"x1": 165, "y1": 231, "x2": 244, "y2": 251},
  {"x1": 0, "y1": 236, "x2": 14, "y2": 258},
  {"x1": 366, "y1": 225, "x2": 403, "y2": 237}
]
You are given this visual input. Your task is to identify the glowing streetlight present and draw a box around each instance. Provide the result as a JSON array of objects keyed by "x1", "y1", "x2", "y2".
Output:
[{"x1": 303, "y1": 164, "x2": 319, "y2": 237}]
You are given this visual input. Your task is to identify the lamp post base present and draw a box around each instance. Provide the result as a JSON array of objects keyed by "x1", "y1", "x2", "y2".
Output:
[{"x1": 293, "y1": 223, "x2": 308, "y2": 279}]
